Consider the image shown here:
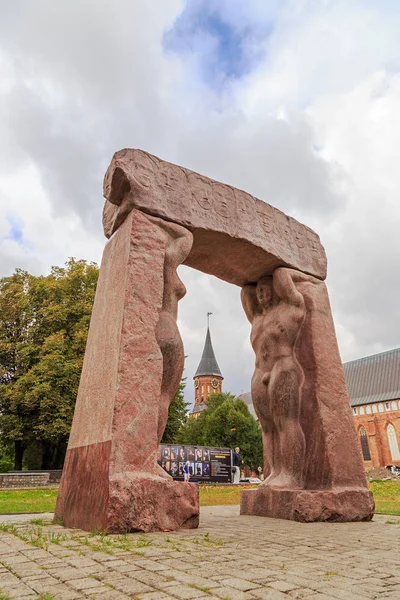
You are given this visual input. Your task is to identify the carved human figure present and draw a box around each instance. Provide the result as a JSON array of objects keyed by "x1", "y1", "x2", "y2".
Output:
[
  {"x1": 241, "y1": 267, "x2": 315, "y2": 489},
  {"x1": 154, "y1": 220, "x2": 193, "y2": 460}
]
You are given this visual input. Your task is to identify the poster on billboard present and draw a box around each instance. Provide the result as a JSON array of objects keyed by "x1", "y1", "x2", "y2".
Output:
[{"x1": 159, "y1": 444, "x2": 232, "y2": 483}]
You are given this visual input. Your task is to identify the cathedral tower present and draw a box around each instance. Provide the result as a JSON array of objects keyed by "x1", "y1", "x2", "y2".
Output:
[{"x1": 190, "y1": 315, "x2": 223, "y2": 417}]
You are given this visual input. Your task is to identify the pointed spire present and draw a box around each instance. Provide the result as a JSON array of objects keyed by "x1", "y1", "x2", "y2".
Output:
[{"x1": 194, "y1": 325, "x2": 222, "y2": 378}]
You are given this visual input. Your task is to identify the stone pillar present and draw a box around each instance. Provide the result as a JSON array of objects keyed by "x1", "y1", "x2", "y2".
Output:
[
  {"x1": 55, "y1": 209, "x2": 199, "y2": 533},
  {"x1": 241, "y1": 268, "x2": 374, "y2": 522}
]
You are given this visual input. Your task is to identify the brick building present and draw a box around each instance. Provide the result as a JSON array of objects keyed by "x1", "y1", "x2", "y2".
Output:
[
  {"x1": 240, "y1": 347, "x2": 400, "y2": 469},
  {"x1": 190, "y1": 324, "x2": 223, "y2": 417},
  {"x1": 344, "y1": 348, "x2": 400, "y2": 468}
]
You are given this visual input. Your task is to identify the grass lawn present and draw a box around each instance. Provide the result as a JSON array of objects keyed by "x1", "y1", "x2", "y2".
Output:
[
  {"x1": 0, "y1": 489, "x2": 58, "y2": 514},
  {"x1": 199, "y1": 484, "x2": 256, "y2": 506},
  {"x1": 0, "y1": 480, "x2": 398, "y2": 515},
  {"x1": 369, "y1": 479, "x2": 400, "y2": 515}
]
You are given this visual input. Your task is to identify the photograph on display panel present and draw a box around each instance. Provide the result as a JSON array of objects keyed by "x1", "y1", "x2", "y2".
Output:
[{"x1": 158, "y1": 444, "x2": 232, "y2": 483}]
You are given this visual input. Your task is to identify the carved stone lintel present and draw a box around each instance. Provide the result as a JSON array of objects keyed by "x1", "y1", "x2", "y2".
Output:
[{"x1": 102, "y1": 149, "x2": 327, "y2": 284}]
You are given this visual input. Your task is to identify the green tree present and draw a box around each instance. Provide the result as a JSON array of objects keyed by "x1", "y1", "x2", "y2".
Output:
[
  {"x1": 161, "y1": 378, "x2": 190, "y2": 444},
  {"x1": 0, "y1": 259, "x2": 99, "y2": 469},
  {"x1": 0, "y1": 258, "x2": 192, "y2": 470},
  {"x1": 0, "y1": 269, "x2": 39, "y2": 468},
  {"x1": 178, "y1": 392, "x2": 263, "y2": 471}
]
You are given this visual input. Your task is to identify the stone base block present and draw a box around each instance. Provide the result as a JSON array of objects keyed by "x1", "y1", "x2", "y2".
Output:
[
  {"x1": 240, "y1": 486, "x2": 374, "y2": 522},
  {"x1": 56, "y1": 467, "x2": 199, "y2": 534},
  {"x1": 107, "y1": 474, "x2": 199, "y2": 533}
]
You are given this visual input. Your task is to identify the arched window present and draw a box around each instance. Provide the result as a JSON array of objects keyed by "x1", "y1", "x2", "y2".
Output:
[
  {"x1": 360, "y1": 406, "x2": 365, "y2": 415},
  {"x1": 391, "y1": 401, "x2": 398, "y2": 411},
  {"x1": 387, "y1": 424, "x2": 400, "y2": 461},
  {"x1": 359, "y1": 427, "x2": 371, "y2": 461},
  {"x1": 372, "y1": 404, "x2": 378, "y2": 413},
  {"x1": 378, "y1": 404, "x2": 385, "y2": 413},
  {"x1": 366, "y1": 405, "x2": 372, "y2": 414}
]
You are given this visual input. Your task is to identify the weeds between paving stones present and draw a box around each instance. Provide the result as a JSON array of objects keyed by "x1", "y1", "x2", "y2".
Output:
[
  {"x1": 0, "y1": 522, "x2": 177, "y2": 559},
  {"x1": 192, "y1": 532, "x2": 225, "y2": 546},
  {"x1": 189, "y1": 583, "x2": 212, "y2": 594},
  {"x1": 28, "y1": 517, "x2": 51, "y2": 526},
  {"x1": 0, "y1": 522, "x2": 242, "y2": 600},
  {"x1": 386, "y1": 518, "x2": 400, "y2": 524}
]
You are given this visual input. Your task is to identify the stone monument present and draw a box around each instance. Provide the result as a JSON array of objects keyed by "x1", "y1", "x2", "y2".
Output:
[{"x1": 55, "y1": 149, "x2": 374, "y2": 532}]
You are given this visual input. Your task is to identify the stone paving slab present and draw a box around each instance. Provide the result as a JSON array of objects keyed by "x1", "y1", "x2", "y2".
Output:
[{"x1": 0, "y1": 506, "x2": 398, "y2": 599}]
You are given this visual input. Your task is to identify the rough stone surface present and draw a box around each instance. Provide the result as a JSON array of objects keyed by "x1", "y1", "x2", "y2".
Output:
[
  {"x1": 0, "y1": 507, "x2": 398, "y2": 600},
  {"x1": 107, "y1": 474, "x2": 199, "y2": 533},
  {"x1": 56, "y1": 210, "x2": 199, "y2": 533},
  {"x1": 240, "y1": 488, "x2": 374, "y2": 522},
  {"x1": 58, "y1": 150, "x2": 368, "y2": 531},
  {"x1": 241, "y1": 268, "x2": 374, "y2": 521},
  {"x1": 102, "y1": 149, "x2": 327, "y2": 283}
]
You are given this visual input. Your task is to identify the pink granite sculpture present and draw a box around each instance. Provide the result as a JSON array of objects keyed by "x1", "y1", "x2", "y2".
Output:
[
  {"x1": 241, "y1": 269, "x2": 313, "y2": 490},
  {"x1": 241, "y1": 269, "x2": 374, "y2": 521},
  {"x1": 55, "y1": 149, "x2": 374, "y2": 532},
  {"x1": 55, "y1": 210, "x2": 199, "y2": 532}
]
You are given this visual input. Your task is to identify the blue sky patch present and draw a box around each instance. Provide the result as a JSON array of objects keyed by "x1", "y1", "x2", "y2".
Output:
[
  {"x1": 164, "y1": 1, "x2": 275, "y2": 90},
  {"x1": 7, "y1": 214, "x2": 24, "y2": 244}
]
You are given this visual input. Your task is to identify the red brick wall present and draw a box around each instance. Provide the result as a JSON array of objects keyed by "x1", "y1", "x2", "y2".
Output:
[
  {"x1": 353, "y1": 401, "x2": 400, "y2": 468},
  {"x1": 194, "y1": 375, "x2": 223, "y2": 405}
]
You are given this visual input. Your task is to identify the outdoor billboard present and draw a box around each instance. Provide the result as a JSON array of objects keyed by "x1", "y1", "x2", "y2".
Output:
[{"x1": 159, "y1": 444, "x2": 232, "y2": 483}]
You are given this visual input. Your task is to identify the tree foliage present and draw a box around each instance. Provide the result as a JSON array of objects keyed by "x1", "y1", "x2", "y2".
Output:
[
  {"x1": 0, "y1": 259, "x2": 261, "y2": 474},
  {"x1": 0, "y1": 259, "x2": 99, "y2": 469},
  {"x1": 161, "y1": 378, "x2": 190, "y2": 444},
  {"x1": 178, "y1": 392, "x2": 263, "y2": 471}
]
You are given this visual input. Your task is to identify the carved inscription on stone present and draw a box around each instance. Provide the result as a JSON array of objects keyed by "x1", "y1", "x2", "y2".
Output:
[
  {"x1": 103, "y1": 149, "x2": 327, "y2": 280},
  {"x1": 257, "y1": 208, "x2": 275, "y2": 234},
  {"x1": 189, "y1": 172, "x2": 212, "y2": 211},
  {"x1": 213, "y1": 183, "x2": 236, "y2": 218},
  {"x1": 234, "y1": 189, "x2": 257, "y2": 225}
]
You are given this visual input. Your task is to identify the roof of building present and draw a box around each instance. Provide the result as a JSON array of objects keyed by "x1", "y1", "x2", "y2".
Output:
[
  {"x1": 343, "y1": 347, "x2": 400, "y2": 407},
  {"x1": 194, "y1": 327, "x2": 223, "y2": 378},
  {"x1": 189, "y1": 402, "x2": 208, "y2": 415},
  {"x1": 239, "y1": 347, "x2": 400, "y2": 414}
]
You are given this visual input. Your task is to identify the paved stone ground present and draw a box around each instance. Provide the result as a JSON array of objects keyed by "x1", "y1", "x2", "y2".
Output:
[{"x1": 0, "y1": 505, "x2": 399, "y2": 600}]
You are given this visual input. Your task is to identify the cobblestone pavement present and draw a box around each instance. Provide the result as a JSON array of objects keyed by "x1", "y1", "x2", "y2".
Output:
[{"x1": 0, "y1": 505, "x2": 399, "y2": 600}]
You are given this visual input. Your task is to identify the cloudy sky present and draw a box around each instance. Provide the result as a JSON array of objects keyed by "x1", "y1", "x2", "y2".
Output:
[{"x1": 1, "y1": 0, "x2": 399, "y2": 406}]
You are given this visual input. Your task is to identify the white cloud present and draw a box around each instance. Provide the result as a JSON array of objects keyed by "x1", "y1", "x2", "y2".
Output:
[
  {"x1": 310, "y1": 71, "x2": 400, "y2": 359},
  {"x1": 0, "y1": 0, "x2": 399, "y2": 407}
]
